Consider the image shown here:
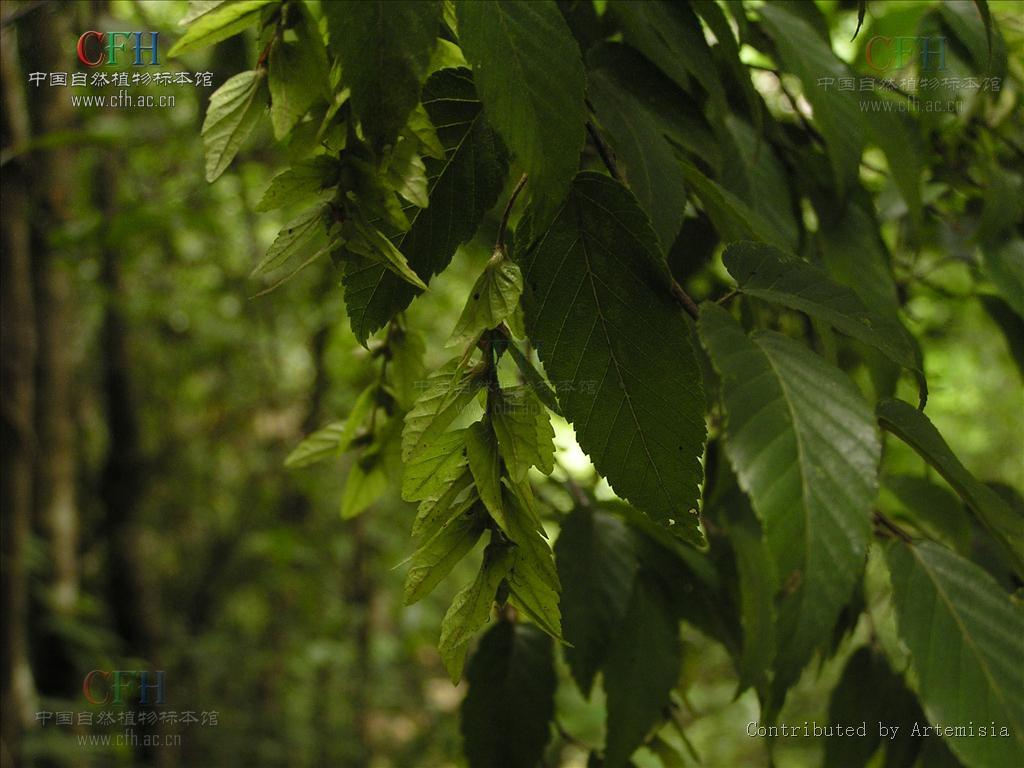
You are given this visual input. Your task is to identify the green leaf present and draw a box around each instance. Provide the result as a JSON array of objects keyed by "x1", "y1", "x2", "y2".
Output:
[
  {"x1": 983, "y1": 238, "x2": 1024, "y2": 320},
  {"x1": 555, "y1": 507, "x2": 638, "y2": 695},
  {"x1": 386, "y1": 325, "x2": 427, "y2": 411},
  {"x1": 826, "y1": 647, "x2": 926, "y2": 768},
  {"x1": 817, "y1": 200, "x2": 901, "y2": 315},
  {"x1": 401, "y1": 428, "x2": 468, "y2": 502},
  {"x1": 404, "y1": 501, "x2": 485, "y2": 605},
  {"x1": 438, "y1": 543, "x2": 515, "y2": 682},
  {"x1": 201, "y1": 70, "x2": 267, "y2": 183},
  {"x1": 343, "y1": 69, "x2": 508, "y2": 345},
  {"x1": 759, "y1": 4, "x2": 863, "y2": 196},
  {"x1": 699, "y1": 303, "x2": 880, "y2": 707},
  {"x1": 677, "y1": 157, "x2": 791, "y2": 250},
  {"x1": 449, "y1": 254, "x2": 524, "y2": 346},
  {"x1": 340, "y1": 454, "x2": 388, "y2": 519},
  {"x1": 461, "y1": 622, "x2": 555, "y2": 768},
  {"x1": 505, "y1": 345, "x2": 561, "y2": 417},
  {"x1": 255, "y1": 156, "x2": 338, "y2": 213},
  {"x1": 268, "y1": 5, "x2": 328, "y2": 139},
  {"x1": 978, "y1": 168, "x2": 1024, "y2": 245},
  {"x1": 465, "y1": 420, "x2": 503, "y2": 527},
  {"x1": 402, "y1": 359, "x2": 483, "y2": 462},
  {"x1": 383, "y1": 139, "x2": 429, "y2": 209},
  {"x1": 603, "y1": 573, "x2": 682, "y2": 768},
  {"x1": 518, "y1": 173, "x2": 706, "y2": 541},
  {"x1": 284, "y1": 385, "x2": 376, "y2": 468},
  {"x1": 723, "y1": 241, "x2": 924, "y2": 395},
  {"x1": 456, "y1": 0, "x2": 585, "y2": 213},
  {"x1": 503, "y1": 488, "x2": 561, "y2": 639},
  {"x1": 981, "y1": 295, "x2": 1024, "y2": 379},
  {"x1": 714, "y1": 482, "x2": 777, "y2": 697},
  {"x1": 877, "y1": 398, "x2": 1024, "y2": 577},
  {"x1": 490, "y1": 385, "x2": 554, "y2": 480},
  {"x1": 169, "y1": 0, "x2": 273, "y2": 58},
  {"x1": 324, "y1": 1, "x2": 441, "y2": 150},
  {"x1": 608, "y1": 0, "x2": 724, "y2": 116},
  {"x1": 886, "y1": 540, "x2": 1024, "y2": 768},
  {"x1": 883, "y1": 475, "x2": 972, "y2": 554},
  {"x1": 586, "y1": 43, "x2": 689, "y2": 249},
  {"x1": 344, "y1": 214, "x2": 429, "y2": 291},
  {"x1": 414, "y1": 470, "x2": 476, "y2": 539},
  {"x1": 252, "y1": 205, "x2": 326, "y2": 277}
]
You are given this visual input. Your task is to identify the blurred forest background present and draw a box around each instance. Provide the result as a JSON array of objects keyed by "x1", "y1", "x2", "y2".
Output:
[{"x1": 0, "y1": 1, "x2": 1021, "y2": 767}]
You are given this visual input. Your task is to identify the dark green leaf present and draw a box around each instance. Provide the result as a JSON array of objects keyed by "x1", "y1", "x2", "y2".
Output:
[
  {"x1": 699, "y1": 303, "x2": 879, "y2": 709},
  {"x1": 461, "y1": 622, "x2": 555, "y2": 768},
  {"x1": 555, "y1": 507, "x2": 638, "y2": 695},
  {"x1": 886, "y1": 540, "x2": 1024, "y2": 768},
  {"x1": 602, "y1": 573, "x2": 682, "y2": 768},
  {"x1": 723, "y1": 241, "x2": 923, "y2": 394},
  {"x1": 759, "y1": 4, "x2": 863, "y2": 196},
  {"x1": 877, "y1": 398, "x2": 1024, "y2": 577},
  {"x1": 456, "y1": 0, "x2": 585, "y2": 212},
  {"x1": 519, "y1": 173, "x2": 706, "y2": 541},
  {"x1": 343, "y1": 69, "x2": 508, "y2": 344},
  {"x1": 586, "y1": 43, "x2": 688, "y2": 248},
  {"x1": 324, "y1": 1, "x2": 441, "y2": 150}
]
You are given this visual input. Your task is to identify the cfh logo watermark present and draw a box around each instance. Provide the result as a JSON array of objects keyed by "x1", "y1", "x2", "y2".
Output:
[
  {"x1": 866, "y1": 36, "x2": 947, "y2": 72},
  {"x1": 83, "y1": 670, "x2": 166, "y2": 705},
  {"x1": 76, "y1": 31, "x2": 160, "y2": 67}
]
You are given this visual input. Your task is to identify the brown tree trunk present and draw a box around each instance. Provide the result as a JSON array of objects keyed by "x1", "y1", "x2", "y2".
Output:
[
  {"x1": 20, "y1": 1, "x2": 82, "y2": 699},
  {"x1": 0, "y1": 20, "x2": 39, "y2": 767}
]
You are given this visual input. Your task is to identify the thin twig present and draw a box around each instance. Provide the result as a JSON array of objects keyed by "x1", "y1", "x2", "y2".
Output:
[
  {"x1": 873, "y1": 510, "x2": 912, "y2": 542},
  {"x1": 497, "y1": 173, "x2": 528, "y2": 251}
]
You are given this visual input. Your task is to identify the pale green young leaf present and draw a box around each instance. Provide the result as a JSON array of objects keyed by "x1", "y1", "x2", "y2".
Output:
[
  {"x1": 502, "y1": 488, "x2": 560, "y2": 639},
  {"x1": 404, "y1": 502, "x2": 485, "y2": 605},
  {"x1": 465, "y1": 420, "x2": 504, "y2": 528},
  {"x1": 886, "y1": 540, "x2": 1024, "y2": 768},
  {"x1": 505, "y1": 345, "x2": 561, "y2": 417},
  {"x1": 255, "y1": 156, "x2": 338, "y2": 213},
  {"x1": 490, "y1": 386, "x2": 554, "y2": 480},
  {"x1": 383, "y1": 139, "x2": 429, "y2": 209},
  {"x1": 345, "y1": 215, "x2": 429, "y2": 291},
  {"x1": 401, "y1": 428, "x2": 468, "y2": 502},
  {"x1": 877, "y1": 398, "x2": 1024, "y2": 577},
  {"x1": 386, "y1": 325, "x2": 427, "y2": 410},
  {"x1": 202, "y1": 69, "x2": 267, "y2": 183},
  {"x1": 699, "y1": 303, "x2": 880, "y2": 710},
  {"x1": 461, "y1": 622, "x2": 555, "y2": 768},
  {"x1": 170, "y1": 0, "x2": 273, "y2": 58},
  {"x1": 402, "y1": 360, "x2": 483, "y2": 461},
  {"x1": 439, "y1": 544, "x2": 515, "y2": 682},
  {"x1": 284, "y1": 384, "x2": 376, "y2": 469},
  {"x1": 341, "y1": 454, "x2": 388, "y2": 519},
  {"x1": 252, "y1": 205, "x2": 326, "y2": 277},
  {"x1": 449, "y1": 255, "x2": 523, "y2": 346},
  {"x1": 518, "y1": 173, "x2": 706, "y2": 542},
  {"x1": 456, "y1": 0, "x2": 585, "y2": 213},
  {"x1": 324, "y1": 1, "x2": 441, "y2": 150},
  {"x1": 414, "y1": 470, "x2": 476, "y2": 539}
]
